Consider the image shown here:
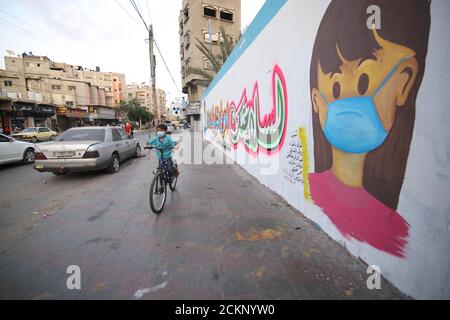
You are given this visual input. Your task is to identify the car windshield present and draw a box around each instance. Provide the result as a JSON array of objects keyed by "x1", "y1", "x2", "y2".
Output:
[
  {"x1": 22, "y1": 128, "x2": 37, "y2": 133},
  {"x1": 56, "y1": 129, "x2": 105, "y2": 142}
]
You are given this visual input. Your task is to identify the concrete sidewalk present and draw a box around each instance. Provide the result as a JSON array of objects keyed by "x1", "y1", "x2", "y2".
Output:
[
  {"x1": 0, "y1": 131, "x2": 408, "y2": 300},
  {"x1": 139, "y1": 137, "x2": 408, "y2": 300}
]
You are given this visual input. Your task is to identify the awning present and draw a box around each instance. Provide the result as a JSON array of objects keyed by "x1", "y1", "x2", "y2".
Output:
[{"x1": 12, "y1": 102, "x2": 55, "y2": 116}]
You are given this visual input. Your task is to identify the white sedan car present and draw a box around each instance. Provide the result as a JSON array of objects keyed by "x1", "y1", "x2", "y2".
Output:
[{"x1": 0, "y1": 133, "x2": 36, "y2": 165}]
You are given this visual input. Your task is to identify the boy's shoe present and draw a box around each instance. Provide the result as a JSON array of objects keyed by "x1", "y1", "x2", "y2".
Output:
[{"x1": 173, "y1": 164, "x2": 180, "y2": 177}]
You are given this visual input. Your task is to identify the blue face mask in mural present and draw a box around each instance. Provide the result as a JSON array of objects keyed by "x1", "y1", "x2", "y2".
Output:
[
  {"x1": 156, "y1": 131, "x2": 165, "y2": 137},
  {"x1": 320, "y1": 56, "x2": 412, "y2": 154}
]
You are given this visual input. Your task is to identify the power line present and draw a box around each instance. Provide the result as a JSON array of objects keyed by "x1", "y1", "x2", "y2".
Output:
[
  {"x1": 0, "y1": 19, "x2": 91, "y2": 62},
  {"x1": 120, "y1": 0, "x2": 182, "y2": 99},
  {"x1": 114, "y1": 0, "x2": 142, "y2": 26},
  {"x1": 0, "y1": 8, "x2": 91, "y2": 59},
  {"x1": 129, "y1": 0, "x2": 149, "y2": 31},
  {"x1": 0, "y1": 20, "x2": 54, "y2": 49},
  {"x1": 153, "y1": 0, "x2": 178, "y2": 28},
  {"x1": 153, "y1": 39, "x2": 182, "y2": 96}
]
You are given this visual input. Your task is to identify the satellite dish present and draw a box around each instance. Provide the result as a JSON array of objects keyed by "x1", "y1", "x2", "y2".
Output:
[{"x1": 6, "y1": 50, "x2": 15, "y2": 56}]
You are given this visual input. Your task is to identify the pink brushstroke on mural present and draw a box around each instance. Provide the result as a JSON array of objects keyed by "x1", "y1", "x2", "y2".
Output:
[
  {"x1": 229, "y1": 64, "x2": 288, "y2": 156},
  {"x1": 309, "y1": 170, "x2": 410, "y2": 258}
]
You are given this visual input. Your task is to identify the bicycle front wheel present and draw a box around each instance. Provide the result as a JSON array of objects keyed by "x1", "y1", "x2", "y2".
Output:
[{"x1": 149, "y1": 173, "x2": 167, "y2": 214}]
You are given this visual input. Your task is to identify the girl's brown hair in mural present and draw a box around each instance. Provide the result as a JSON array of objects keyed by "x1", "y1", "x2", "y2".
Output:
[{"x1": 308, "y1": 0, "x2": 431, "y2": 257}]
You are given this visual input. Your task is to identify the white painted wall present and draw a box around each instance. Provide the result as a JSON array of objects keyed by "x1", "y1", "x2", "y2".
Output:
[{"x1": 202, "y1": 0, "x2": 450, "y2": 299}]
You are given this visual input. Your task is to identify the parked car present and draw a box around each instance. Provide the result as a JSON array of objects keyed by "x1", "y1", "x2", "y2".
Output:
[
  {"x1": 12, "y1": 127, "x2": 57, "y2": 143},
  {"x1": 33, "y1": 127, "x2": 141, "y2": 175},
  {"x1": 0, "y1": 133, "x2": 36, "y2": 165}
]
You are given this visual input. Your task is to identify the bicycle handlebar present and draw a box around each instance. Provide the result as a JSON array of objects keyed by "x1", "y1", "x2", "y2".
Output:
[{"x1": 144, "y1": 146, "x2": 170, "y2": 151}]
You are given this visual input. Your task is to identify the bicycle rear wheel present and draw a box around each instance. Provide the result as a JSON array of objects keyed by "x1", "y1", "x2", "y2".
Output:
[
  {"x1": 149, "y1": 173, "x2": 167, "y2": 214},
  {"x1": 169, "y1": 176, "x2": 178, "y2": 191}
]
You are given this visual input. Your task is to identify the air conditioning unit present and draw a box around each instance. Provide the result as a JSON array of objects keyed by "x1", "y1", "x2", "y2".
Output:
[{"x1": 28, "y1": 91, "x2": 36, "y2": 100}]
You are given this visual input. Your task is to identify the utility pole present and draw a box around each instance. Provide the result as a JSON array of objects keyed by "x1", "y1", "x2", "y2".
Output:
[{"x1": 148, "y1": 24, "x2": 159, "y2": 126}]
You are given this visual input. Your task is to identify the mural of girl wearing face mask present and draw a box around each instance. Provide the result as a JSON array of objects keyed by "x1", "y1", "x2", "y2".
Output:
[{"x1": 308, "y1": 0, "x2": 431, "y2": 258}]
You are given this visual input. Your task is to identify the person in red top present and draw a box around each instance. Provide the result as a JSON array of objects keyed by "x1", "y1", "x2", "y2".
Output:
[
  {"x1": 124, "y1": 122, "x2": 132, "y2": 136},
  {"x1": 3, "y1": 126, "x2": 11, "y2": 136}
]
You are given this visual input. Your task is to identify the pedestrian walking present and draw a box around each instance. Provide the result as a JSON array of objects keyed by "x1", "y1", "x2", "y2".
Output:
[{"x1": 124, "y1": 122, "x2": 132, "y2": 137}]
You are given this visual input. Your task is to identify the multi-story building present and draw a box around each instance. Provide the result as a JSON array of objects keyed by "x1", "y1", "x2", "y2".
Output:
[
  {"x1": 0, "y1": 54, "x2": 127, "y2": 132},
  {"x1": 179, "y1": 0, "x2": 241, "y2": 131},
  {"x1": 76, "y1": 69, "x2": 127, "y2": 108},
  {"x1": 127, "y1": 84, "x2": 167, "y2": 125},
  {"x1": 155, "y1": 89, "x2": 167, "y2": 122},
  {"x1": 127, "y1": 84, "x2": 152, "y2": 111}
]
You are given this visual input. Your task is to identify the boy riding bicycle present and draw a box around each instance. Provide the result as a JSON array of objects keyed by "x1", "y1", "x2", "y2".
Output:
[{"x1": 146, "y1": 124, "x2": 179, "y2": 182}]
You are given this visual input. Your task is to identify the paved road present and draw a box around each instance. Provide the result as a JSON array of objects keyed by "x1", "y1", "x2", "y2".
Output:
[{"x1": 0, "y1": 130, "x2": 408, "y2": 300}]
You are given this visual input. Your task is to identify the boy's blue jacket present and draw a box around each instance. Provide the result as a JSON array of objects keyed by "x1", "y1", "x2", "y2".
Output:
[{"x1": 147, "y1": 135, "x2": 177, "y2": 160}]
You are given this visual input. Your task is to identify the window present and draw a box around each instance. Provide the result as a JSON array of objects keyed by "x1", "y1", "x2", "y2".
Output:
[
  {"x1": 118, "y1": 129, "x2": 129, "y2": 140},
  {"x1": 3, "y1": 80, "x2": 13, "y2": 87},
  {"x1": 220, "y1": 10, "x2": 233, "y2": 22},
  {"x1": 51, "y1": 85, "x2": 61, "y2": 90},
  {"x1": 204, "y1": 58, "x2": 213, "y2": 70},
  {"x1": 68, "y1": 86, "x2": 76, "y2": 91},
  {"x1": 112, "y1": 128, "x2": 122, "y2": 142},
  {"x1": 203, "y1": 6, "x2": 216, "y2": 18},
  {"x1": 184, "y1": 7, "x2": 189, "y2": 22},
  {"x1": 0, "y1": 134, "x2": 9, "y2": 143},
  {"x1": 37, "y1": 63, "x2": 41, "y2": 67},
  {"x1": 65, "y1": 101, "x2": 74, "y2": 107},
  {"x1": 57, "y1": 129, "x2": 106, "y2": 142},
  {"x1": 39, "y1": 128, "x2": 49, "y2": 133},
  {"x1": 204, "y1": 31, "x2": 219, "y2": 44},
  {"x1": 184, "y1": 32, "x2": 190, "y2": 45}
]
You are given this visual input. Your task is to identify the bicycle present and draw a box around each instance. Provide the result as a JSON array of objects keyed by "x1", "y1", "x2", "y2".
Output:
[{"x1": 144, "y1": 146, "x2": 178, "y2": 214}]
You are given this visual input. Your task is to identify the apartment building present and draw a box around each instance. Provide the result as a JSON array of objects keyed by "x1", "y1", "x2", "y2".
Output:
[
  {"x1": 179, "y1": 0, "x2": 241, "y2": 131},
  {"x1": 0, "y1": 54, "x2": 126, "y2": 132},
  {"x1": 155, "y1": 88, "x2": 167, "y2": 122},
  {"x1": 127, "y1": 84, "x2": 152, "y2": 111},
  {"x1": 127, "y1": 84, "x2": 168, "y2": 124}
]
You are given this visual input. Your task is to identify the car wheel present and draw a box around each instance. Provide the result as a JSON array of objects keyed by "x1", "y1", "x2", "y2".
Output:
[
  {"x1": 22, "y1": 148, "x2": 35, "y2": 164},
  {"x1": 107, "y1": 153, "x2": 120, "y2": 174},
  {"x1": 31, "y1": 136, "x2": 38, "y2": 143},
  {"x1": 134, "y1": 144, "x2": 141, "y2": 158}
]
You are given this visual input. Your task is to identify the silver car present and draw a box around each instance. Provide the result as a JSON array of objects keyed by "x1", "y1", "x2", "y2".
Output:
[{"x1": 33, "y1": 127, "x2": 141, "y2": 175}]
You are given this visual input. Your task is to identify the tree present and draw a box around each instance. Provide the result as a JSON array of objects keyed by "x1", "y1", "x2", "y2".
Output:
[
  {"x1": 118, "y1": 98, "x2": 154, "y2": 125},
  {"x1": 187, "y1": 26, "x2": 240, "y2": 87}
]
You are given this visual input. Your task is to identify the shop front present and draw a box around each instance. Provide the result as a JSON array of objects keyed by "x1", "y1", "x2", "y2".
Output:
[
  {"x1": 185, "y1": 101, "x2": 202, "y2": 132},
  {"x1": 88, "y1": 106, "x2": 117, "y2": 126},
  {"x1": 0, "y1": 97, "x2": 12, "y2": 135},
  {"x1": 56, "y1": 106, "x2": 88, "y2": 131},
  {"x1": 10, "y1": 101, "x2": 56, "y2": 131}
]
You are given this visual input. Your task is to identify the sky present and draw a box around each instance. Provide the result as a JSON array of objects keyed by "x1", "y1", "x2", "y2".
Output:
[{"x1": 0, "y1": 0, "x2": 266, "y2": 104}]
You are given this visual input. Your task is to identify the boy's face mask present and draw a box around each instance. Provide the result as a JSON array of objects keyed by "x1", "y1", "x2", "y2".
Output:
[
  {"x1": 156, "y1": 131, "x2": 165, "y2": 137},
  {"x1": 319, "y1": 56, "x2": 413, "y2": 154}
]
